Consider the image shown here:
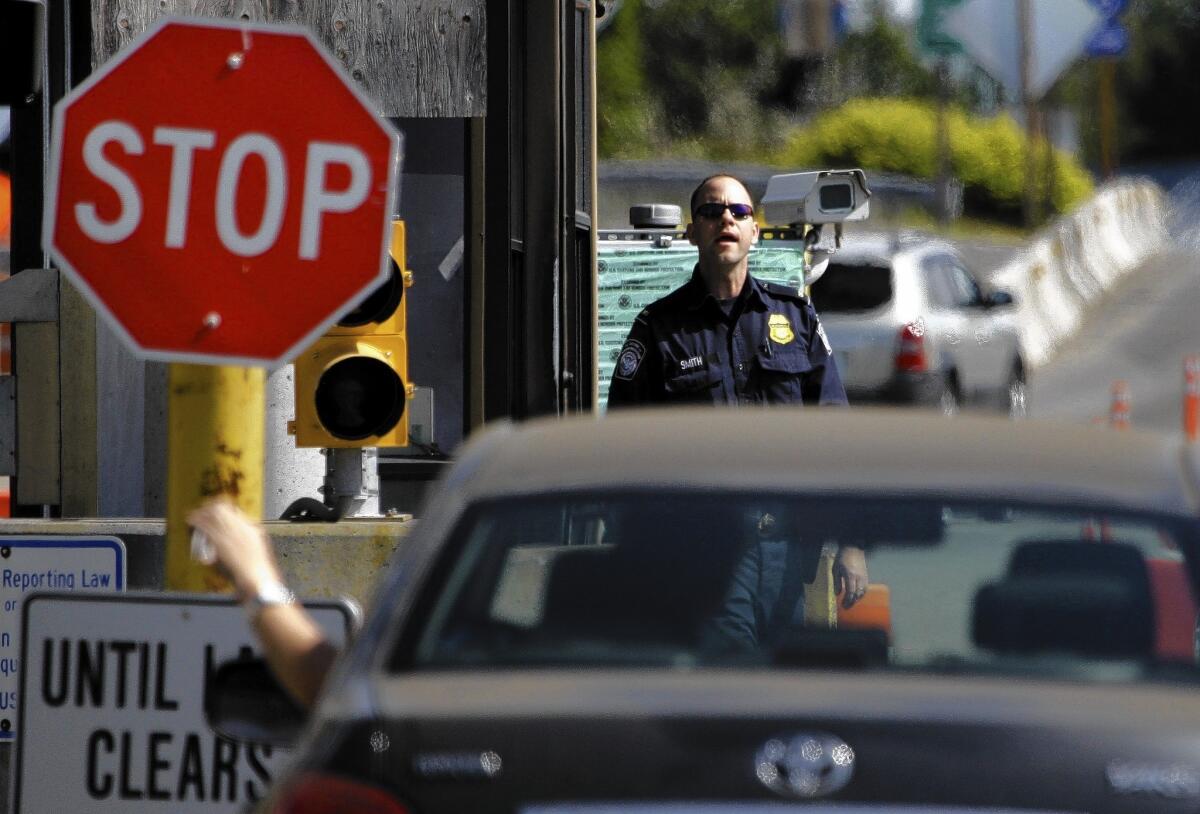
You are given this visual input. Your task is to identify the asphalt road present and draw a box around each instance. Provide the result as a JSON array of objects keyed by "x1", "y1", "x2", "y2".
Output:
[
  {"x1": 949, "y1": 231, "x2": 1200, "y2": 435},
  {"x1": 1027, "y1": 247, "x2": 1200, "y2": 434}
]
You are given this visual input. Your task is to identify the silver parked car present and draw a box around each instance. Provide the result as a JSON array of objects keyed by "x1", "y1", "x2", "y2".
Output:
[{"x1": 809, "y1": 233, "x2": 1026, "y2": 415}]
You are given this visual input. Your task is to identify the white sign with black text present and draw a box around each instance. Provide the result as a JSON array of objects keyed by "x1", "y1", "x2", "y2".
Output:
[{"x1": 14, "y1": 592, "x2": 355, "y2": 813}]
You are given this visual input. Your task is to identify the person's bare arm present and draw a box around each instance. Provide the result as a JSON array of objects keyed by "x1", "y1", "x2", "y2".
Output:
[
  {"x1": 187, "y1": 498, "x2": 337, "y2": 708},
  {"x1": 249, "y1": 605, "x2": 339, "y2": 709}
]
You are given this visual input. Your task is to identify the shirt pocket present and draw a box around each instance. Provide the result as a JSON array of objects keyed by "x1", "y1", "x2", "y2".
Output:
[
  {"x1": 752, "y1": 345, "x2": 811, "y2": 403},
  {"x1": 662, "y1": 365, "x2": 722, "y2": 401},
  {"x1": 756, "y1": 344, "x2": 812, "y2": 375}
]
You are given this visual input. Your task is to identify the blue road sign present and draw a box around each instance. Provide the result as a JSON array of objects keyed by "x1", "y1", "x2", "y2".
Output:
[
  {"x1": 1087, "y1": 21, "x2": 1129, "y2": 57},
  {"x1": 1089, "y1": 0, "x2": 1127, "y2": 17}
]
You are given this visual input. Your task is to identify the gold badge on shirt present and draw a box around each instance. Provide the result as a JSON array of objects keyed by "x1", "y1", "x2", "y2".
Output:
[{"x1": 768, "y1": 314, "x2": 795, "y2": 344}]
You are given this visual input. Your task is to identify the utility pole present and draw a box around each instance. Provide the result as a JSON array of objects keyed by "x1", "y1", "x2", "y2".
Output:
[
  {"x1": 935, "y1": 58, "x2": 953, "y2": 227},
  {"x1": 1041, "y1": 106, "x2": 1057, "y2": 220},
  {"x1": 1098, "y1": 58, "x2": 1118, "y2": 179},
  {"x1": 1017, "y1": 0, "x2": 1040, "y2": 228}
]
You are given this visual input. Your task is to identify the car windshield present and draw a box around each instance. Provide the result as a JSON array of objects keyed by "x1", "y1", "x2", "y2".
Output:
[
  {"x1": 808, "y1": 262, "x2": 893, "y2": 312},
  {"x1": 408, "y1": 492, "x2": 1200, "y2": 682}
]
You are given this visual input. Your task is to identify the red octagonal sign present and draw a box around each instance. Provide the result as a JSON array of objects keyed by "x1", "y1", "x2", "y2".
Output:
[{"x1": 45, "y1": 17, "x2": 399, "y2": 366}]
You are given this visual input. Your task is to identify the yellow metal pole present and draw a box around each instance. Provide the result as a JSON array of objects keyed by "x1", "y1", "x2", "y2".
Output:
[{"x1": 165, "y1": 363, "x2": 265, "y2": 592}]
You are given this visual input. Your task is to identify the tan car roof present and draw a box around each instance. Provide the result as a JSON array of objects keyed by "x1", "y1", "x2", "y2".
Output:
[{"x1": 461, "y1": 407, "x2": 1200, "y2": 516}]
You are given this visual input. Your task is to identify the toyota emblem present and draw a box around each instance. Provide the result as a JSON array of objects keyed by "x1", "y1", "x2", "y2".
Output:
[{"x1": 754, "y1": 733, "x2": 855, "y2": 798}]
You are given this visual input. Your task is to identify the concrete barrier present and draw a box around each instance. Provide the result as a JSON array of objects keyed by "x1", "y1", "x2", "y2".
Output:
[
  {"x1": 0, "y1": 517, "x2": 411, "y2": 610},
  {"x1": 992, "y1": 178, "x2": 1169, "y2": 368}
]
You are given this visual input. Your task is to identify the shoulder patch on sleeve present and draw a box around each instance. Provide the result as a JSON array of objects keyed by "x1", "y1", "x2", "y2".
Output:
[
  {"x1": 815, "y1": 320, "x2": 832, "y2": 354},
  {"x1": 614, "y1": 338, "x2": 646, "y2": 381},
  {"x1": 763, "y1": 281, "x2": 807, "y2": 301}
]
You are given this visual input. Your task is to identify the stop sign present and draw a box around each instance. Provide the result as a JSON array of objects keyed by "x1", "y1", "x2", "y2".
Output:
[{"x1": 45, "y1": 17, "x2": 399, "y2": 366}]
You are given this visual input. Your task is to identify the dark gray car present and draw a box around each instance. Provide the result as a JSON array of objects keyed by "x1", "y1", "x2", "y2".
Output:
[{"x1": 213, "y1": 409, "x2": 1200, "y2": 813}]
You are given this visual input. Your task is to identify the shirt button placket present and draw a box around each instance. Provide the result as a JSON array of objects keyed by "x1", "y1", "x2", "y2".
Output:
[
  {"x1": 715, "y1": 319, "x2": 734, "y2": 403},
  {"x1": 732, "y1": 323, "x2": 750, "y2": 399}
]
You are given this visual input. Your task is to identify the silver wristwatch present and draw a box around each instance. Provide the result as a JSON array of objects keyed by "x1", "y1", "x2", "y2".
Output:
[{"x1": 242, "y1": 580, "x2": 295, "y2": 620}]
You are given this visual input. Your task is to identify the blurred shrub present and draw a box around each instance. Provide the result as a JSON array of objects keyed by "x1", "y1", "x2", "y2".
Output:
[
  {"x1": 805, "y1": 14, "x2": 936, "y2": 107},
  {"x1": 597, "y1": 0, "x2": 785, "y2": 158},
  {"x1": 781, "y1": 98, "x2": 1094, "y2": 219},
  {"x1": 639, "y1": 0, "x2": 782, "y2": 139},
  {"x1": 596, "y1": 0, "x2": 659, "y2": 158}
]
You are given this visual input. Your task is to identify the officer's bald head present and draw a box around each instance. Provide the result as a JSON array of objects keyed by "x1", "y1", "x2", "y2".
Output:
[{"x1": 689, "y1": 174, "x2": 754, "y2": 216}]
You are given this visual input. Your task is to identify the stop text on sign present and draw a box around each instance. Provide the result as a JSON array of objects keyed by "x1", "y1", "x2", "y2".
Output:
[{"x1": 78, "y1": 122, "x2": 370, "y2": 260}]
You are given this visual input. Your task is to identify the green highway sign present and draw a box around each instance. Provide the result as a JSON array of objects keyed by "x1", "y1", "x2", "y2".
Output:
[{"x1": 918, "y1": 0, "x2": 967, "y2": 57}]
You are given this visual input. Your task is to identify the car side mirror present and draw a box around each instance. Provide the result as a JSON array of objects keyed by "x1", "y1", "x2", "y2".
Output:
[
  {"x1": 2, "y1": 0, "x2": 46, "y2": 105},
  {"x1": 203, "y1": 657, "x2": 307, "y2": 747},
  {"x1": 986, "y1": 290, "x2": 1014, "y2": 308}
]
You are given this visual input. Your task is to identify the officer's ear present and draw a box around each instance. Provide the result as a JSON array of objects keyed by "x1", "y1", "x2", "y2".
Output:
[
  {"x1": 686, "y1": 221, "x2": 697, "y2": 246},
  {"x1": 750, "y1": 220, "x2": 759, "y2": 245}
]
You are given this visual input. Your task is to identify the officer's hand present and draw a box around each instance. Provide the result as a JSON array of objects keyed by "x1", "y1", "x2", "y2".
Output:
[{"x1": 833, "y1": 544, "x2": 869, "y2": 609}]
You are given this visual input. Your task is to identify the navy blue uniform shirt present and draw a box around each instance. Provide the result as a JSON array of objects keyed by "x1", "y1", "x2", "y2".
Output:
[{"x1": 607, "y1": 267, "x2": 848, "y2": 408}]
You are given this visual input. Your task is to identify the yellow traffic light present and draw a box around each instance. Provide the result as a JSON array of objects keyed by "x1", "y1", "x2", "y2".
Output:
[{"x1": 292, "y1": 220, "x2": 414, "y2": 448}]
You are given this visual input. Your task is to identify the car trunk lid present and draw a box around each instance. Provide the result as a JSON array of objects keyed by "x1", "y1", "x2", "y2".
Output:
[{"x1": 809, "y1": 262, "x2": 898, "y2": 389}]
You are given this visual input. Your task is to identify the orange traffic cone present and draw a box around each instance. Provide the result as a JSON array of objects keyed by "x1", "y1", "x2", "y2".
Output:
[
  {"x1": 1185, "y1": 356, "x2": 1200, "y2": 441},
  {"x1": 1082, "y1": 517, "x2": 1113, "y2": 542},
  {"x1": 1109, "y1": 380, "x2": 1130, "y2": 430}
]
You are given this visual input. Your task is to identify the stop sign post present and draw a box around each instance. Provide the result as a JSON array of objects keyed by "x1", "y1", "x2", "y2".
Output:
[{"x1": 45, "y1": 16, "x2": 400, "y2": 367}]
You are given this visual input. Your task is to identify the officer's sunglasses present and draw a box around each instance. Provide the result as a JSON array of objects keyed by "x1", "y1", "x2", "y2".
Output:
[{"x1": 693, "y1": 202, "x2": 754, "y2": 221}]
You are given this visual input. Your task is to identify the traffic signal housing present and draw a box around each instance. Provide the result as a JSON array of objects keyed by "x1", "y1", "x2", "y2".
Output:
[{"x1": 292, "y1": 220, "x2": 413, "y2": 448}]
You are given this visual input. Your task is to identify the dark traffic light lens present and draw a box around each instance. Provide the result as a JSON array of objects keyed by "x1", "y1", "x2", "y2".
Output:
[
  {"x1": 338, "y1": 258, "x2": 404, "y2": 327},
  {"x1": 314, "y1": 357, "x2": 406, "y2": 441}
]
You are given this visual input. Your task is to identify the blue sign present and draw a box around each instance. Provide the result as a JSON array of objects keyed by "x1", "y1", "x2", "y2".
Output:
[
  {"x1": 832, "y1": 0, "x2": 849, "y2": 41},
  {"x1": 1087, "y1": 21, "x2": 1129, "y2": 57},
  {"x1": 1089, "y1": 0, "x2": 1127, "y2": 16},
  {"x1": 0, "y1": 536, "x2": 125, "y2": 741}
]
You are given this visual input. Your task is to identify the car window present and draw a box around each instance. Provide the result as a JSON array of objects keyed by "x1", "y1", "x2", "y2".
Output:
[
  {"x1": 808, "y1": 262, "x2": 892, "y2": 312},
  {"x1": 921, "y1": 256, "x2": 959, "y2": 309},
  {"x1": 404, "y1": 492, "x2": 1200, "y2": 682},
  {"x1": 947, "y1": 261, "x2": 985, "y2": 307}
]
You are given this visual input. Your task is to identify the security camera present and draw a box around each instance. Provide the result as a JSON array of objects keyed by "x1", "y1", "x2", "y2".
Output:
[{"x1": 761, "y1": 169, "x2": 871, "y2": 226}]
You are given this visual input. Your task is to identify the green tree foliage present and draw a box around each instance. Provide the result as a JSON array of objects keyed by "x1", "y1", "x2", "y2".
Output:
[
  {"x1": 596, "y1": 0, "x2": 787, "y2": 157},
  {"x1": 1058, "y1": 0, "x2": 1200, "y2": 168},
  {"x1": 781, "y1": 98, "x2": 1093, "y2": 219},
  {"x1": 639, "y1": 0, "x2": 782, "y2": 138},
  {"x1": 809, "y1": 13, "x2": 935, "y2": 105},
  {"x1": 596, "y1": 0, "x2": 656, "y2": 158},
  {"x1": 1116, "y1": 0, "x2": 1200, "y2": 162},
  {"x1": 593, "y1": 2, "x2": 1097, "y2": 224},
  {"x1": 596, "y1": 2, "x2": 941, "y2": 160}
]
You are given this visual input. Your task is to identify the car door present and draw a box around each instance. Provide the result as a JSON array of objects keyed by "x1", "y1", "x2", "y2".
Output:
[
  {"x1": 945, "y1": 258, "x2": 1011, "y2": 391},
  {"x1": 920, "y1": 254, "x2": 975, "y2": 392}
]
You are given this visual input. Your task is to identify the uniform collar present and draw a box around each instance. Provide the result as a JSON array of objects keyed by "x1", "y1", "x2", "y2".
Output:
[{"x1": 684, "y1": 265, "x2": 770, "y2": 312}]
